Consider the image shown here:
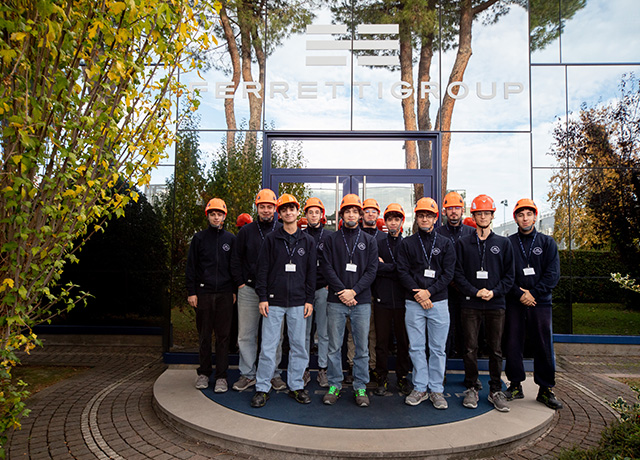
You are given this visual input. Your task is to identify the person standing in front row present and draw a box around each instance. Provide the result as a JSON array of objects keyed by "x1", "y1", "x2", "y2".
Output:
[
  {"x1": 504, "y1": 198, "x2": 563, "y2": 410},
  {"x1": 322, "y1": 194, "x2": 379, "y2": 407},
  {"x1": 231, "y1": 189, "x2": 286, "y2": 392},
  {"x1": 397, "y1": 198, "x2": 456, "y2": 409},
  {"x1": 454, "y1": 194, "x2": 515, "y2": 412},
  {"x1": 186, "y1": 198, "x2": 236, "y2": 393},
  {"x1": 251, "y1": 194, "x2": 316, "y2": 407}
]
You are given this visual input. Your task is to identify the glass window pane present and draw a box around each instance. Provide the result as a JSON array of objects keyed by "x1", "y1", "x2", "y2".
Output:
[
  {"x1": 530, "y1": 0, "x2": 561, "y2": 64},
  {"x1": 360, "y1": 182, "x2": 421, "y2": 236},
  {"x1": 531, "y1": 66, "x2": 567, "y2": 168},
  {"x1": 567, "y1": 66, "x2": 640, "y2": 114}
]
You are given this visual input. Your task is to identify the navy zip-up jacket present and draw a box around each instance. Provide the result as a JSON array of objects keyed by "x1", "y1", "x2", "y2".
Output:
[
  {"x1": 186, "y1": 226, "x2": 236, "y2": 296},
  {"x1": 435, "y1": 222, "x2": 475, "y2": 245},
  {"x1": 397, "y1": 229, "x2": 456, "y2": 303},
  {"x1": 507, "y1": 228, "x2": 560, "y2": 306},
  {"x1": 362, "y1": 226, "x2": 387, "y2": 242},
  {"x1": 255, "y1": 227, "x2": 317, "y2": 307},
  {"x1": 454, "y1": 231, "x2": 515, "y2": 309},
  {"x1": 231, "y1": 219, "x2": 282, "y2": 288},
  {"x1": 372, "y1": 233, "x2": 405, "y2": 309},
  {"x1": 303, "y1": 224, "x2": 333, "y2": 290},
  {"x1": 321, "y1": 226, "x2": 379, "y2": 304}
]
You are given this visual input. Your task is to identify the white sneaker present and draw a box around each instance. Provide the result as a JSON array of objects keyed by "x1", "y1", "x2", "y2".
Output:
[
  {"x1": 214, "y1": 378, "x2": 228, "y2": 393},
  {"x1": 195, "y1": 374, "x2": 209, "y2": 389},
  {"x1": 405, "y1": 390, "x2": 429, "y2": 406},
  {"x1": 430, "y1": 392, "x2": 448, "y2": 410}
]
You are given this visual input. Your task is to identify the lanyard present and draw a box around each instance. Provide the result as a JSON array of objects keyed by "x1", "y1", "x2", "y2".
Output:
[
  {"x1": 316, "y1": 227, "x2": 324, "y2": 249},
  {"x1": 385, "y1": 236, "x2": 398, "y2": 265},
  {"x1": 517, "y1": 232, "x2": 538, "y2": 268},
  {"x1": 418, "y1": 231, "x2": 437, "y2": 269},
  {"x1": 447, "y1": 224, "x2": 461, "y2": 245},
  {"x1": 476, "y1": 234, "x2": 487, "y2": 271},
  {"x1": 257, "y1": 219, "x2": 276, "y2": 241},
  {"x1": 283, "y1": 236, "x2": 299, "y2": 263},
  {"x1": 341, "y1": 227, "x2": 361, "y2": 264}
]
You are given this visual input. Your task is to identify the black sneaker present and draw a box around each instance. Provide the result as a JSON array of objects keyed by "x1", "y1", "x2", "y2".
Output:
[
  {"x1": 374, "y1": 380, "x2": 388, "y2": 396},
  {"x1": 537, "y1": 387, "x2": 563, "y2": 410},
  {"x1": 250, "y1": 391, "x2": 269, "y2": 408},
  {"x1": 397, "y1": 377, "x2": 413, "y2": 396},
  {"x1": 505, "y1": 383, "x2": 524, "y2": 401},
  {"x1": 289, "y1": 389, "x2": 311, "y2": 404}
]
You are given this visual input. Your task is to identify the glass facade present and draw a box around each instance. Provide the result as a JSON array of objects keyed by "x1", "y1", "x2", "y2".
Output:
[{"x1": 153, "y1": 0, "x2": 640, "y2": 351}]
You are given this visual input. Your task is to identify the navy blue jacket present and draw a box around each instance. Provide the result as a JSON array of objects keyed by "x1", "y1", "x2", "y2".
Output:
[
  {"x1": 231, "y1": 219, "x2": 282, "y2": 288},
  {"x1": 397, "y1": 229, "x2": 456, "y2": 303},
  {"x1": 362, "y1": 226, "x2": 386, "y2": 242},
  {"x1": 454, "y1": 231, "x2": 515, "y2": 309},
  {"x1": 303, "y1": 225, "x2": 333, "y2": 290},
  {"x1": 321, "y1": 227, "x2": 379, "y2": 304},
  {"x1": 255, "y1": 227, "x2": 317, "y2": 307},
  {"x1": 186, "y1": 226, "x2": 236, "y2": 296},
  {"x1": 372, "y1": 233, "x2": 405, "y2": 309},
  {"x1": 436, "y1": 222, "x2": 475, "y2": 246},
  {"x1": 507, "y1": 228, "x2": 560, "y2": 306}
]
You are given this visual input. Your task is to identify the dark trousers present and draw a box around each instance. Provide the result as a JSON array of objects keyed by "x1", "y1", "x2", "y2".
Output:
[
  {"x1": 445, "y1": 286, "x2": 463, "y2": 358},
  {"x1": 196, "y1": 292, "x2": 234, "y2": 379},
  {"x1": 461, "y1": 308, "x2": 505, "y2": 393},
  {"x1": 505, "y1": 303, "x2": 556, "y2": 389},
  {"x1": 373, "y1": 304, "x2": 411, "y2": 381}
]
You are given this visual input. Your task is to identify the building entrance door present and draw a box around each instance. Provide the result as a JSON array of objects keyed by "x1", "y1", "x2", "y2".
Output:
[{"x1": 263, "y1": 131, "x2": 441, "y2": 234}]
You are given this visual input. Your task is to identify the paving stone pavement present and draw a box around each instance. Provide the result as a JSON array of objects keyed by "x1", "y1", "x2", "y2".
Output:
[{"x1": 6, "y1": 344, "x2": 639, "y2": 460}]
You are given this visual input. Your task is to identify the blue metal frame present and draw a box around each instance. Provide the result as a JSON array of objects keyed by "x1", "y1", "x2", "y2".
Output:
[{"x1": 262, "y1": 130, "x2": 441, "y2": 201}]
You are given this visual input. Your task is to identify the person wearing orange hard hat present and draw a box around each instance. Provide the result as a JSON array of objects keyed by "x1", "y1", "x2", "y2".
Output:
[
  {"x1": 321, "y1": 194, "x2": 379, "y2": 408},
  {"x1": 230, "y1": 188, "x2": 286, "y2": 393},
  {"x1": 302, "y1": 197, "x2": 334, "y2": 388},
  {"x1": 504, "y1": 198, "x2": 562, "y2": 410},
  {"x1": 186, "y1": 198, "x2": 236, "y2": 393},
  {"x1": 436, "y1": 191, "x2": 475, "y2": 363},
  {"x1": 396, "y1": 197, "x2": 456, "y2": 409},
  {"x1": 371, "y1": 203, "x2": 412, "y2": 398},
  {"x1": 251, "y1": 194, "x2": 317, "y2": 408},
  {"x1": 454, "y1": 194, "x2": 515, "y2": 413},
  {"x1": 236, "y1": 213, "x2": 253, "y2": 228}
]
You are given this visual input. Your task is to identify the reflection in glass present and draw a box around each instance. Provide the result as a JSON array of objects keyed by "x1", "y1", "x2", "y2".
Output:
[
  {"x1": 359, "y1": 182, "x2": 421, "y2": 236},
  {"x1": 531, "y1": 66, "x2": 567, "y2": 168}
]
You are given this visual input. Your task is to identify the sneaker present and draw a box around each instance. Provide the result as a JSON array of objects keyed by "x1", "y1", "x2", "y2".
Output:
[
  {"x1": 397, "y1": 377, "x2": 413, "y2": 396},
  {"x1": 462, "y1": 388, "x2": 479, "y2": 409},
  {"x1": 374, "y1": 380, "x2": 388, "y2": 396},
  {"x1": 271, "y1": 375, "x2": 287, "y2": 391},
  {"x1": 250, "y1": 391, "x2": 269, "y2": 408},
  {"x1": 476, "y1": 379, "x2": 483, "y2": 391},
  {"x1": 214, "y1": 378, "x2": 228, "y2": 393},
  {"x1": 323, "y1": 386, "x2": 340, "y2": 405},
  {"x1": 355, "y1": 388, "x2": 370, "y2": 407},
  {"x1": 488, "y1": 391, "x2": 511, "y2": 412},
  {"x1": 343, "y1": 365, "x2": 354, "y2": 384},
  {"x1": 317, "y1": 368, "x2": 329, "y2": 388},
  {"x1": 537, "y1": 387, "x2": 564, "y2": 410},
  {"x1": 289, "y1": 389, "x2": 311, "y2": 404},
  {"x1": 430, "y1": 392, "x2": 448, "y2": 410},
  {"x1": 195, "y1": 374, "x2": 209, "y2": 389},
  {"x1": 232, "y1": 375, "x2": 256, "y2": 391},
  {"x1": 505, "y1": 383, "x2": 524, "y2": 401},
  {"x1": 303, "y1": 369, "x2": 311, "y2": 387},
  {"x1": 405, "y1": 389, "x2": 429, "y2": 406}
]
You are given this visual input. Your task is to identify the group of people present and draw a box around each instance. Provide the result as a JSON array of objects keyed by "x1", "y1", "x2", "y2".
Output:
[{"x1": 185, "y1": 188, "x2": 563, "y2": 413}]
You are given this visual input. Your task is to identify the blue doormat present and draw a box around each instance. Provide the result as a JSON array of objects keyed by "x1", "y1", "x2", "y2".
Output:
[{"x1": 200, "y1": 370, "x2": 502, "y2": 429}]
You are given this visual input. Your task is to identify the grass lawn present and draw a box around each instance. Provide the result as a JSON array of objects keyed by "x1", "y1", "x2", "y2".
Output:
[
  {"x1": 12, "y1": 365, "x2": 89, "y2": 396},
  {"x1": 572, "y1": 303, "x2": 640, "y2": 335}
]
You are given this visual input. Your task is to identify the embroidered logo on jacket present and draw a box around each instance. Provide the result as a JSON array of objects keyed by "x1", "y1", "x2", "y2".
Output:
[
  {"x1": 222, "y1": 243, "x2": 231, "y2": 252},
  {"x1": 432, "y1": 247, "x2": 441, "y2": 256},
  {"x1": 490, "y1": 245, "x2": 500, "y2": 254},
  {"x1": 533, "y1": 247, "x2": 543, "y2": 256},
  {"x1": 297, "y1": 248, "x2": 306, "y2": 256},
  {"x1": 357, "y1": 242, "x2": 366, "y2": 250}
]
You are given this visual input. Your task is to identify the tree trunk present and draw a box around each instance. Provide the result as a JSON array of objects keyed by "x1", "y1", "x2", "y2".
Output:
[
  {"x1": 238, "y1": 4, "x2": 260, "y2": 153},
  {"x1": 220, "y1": 5, "x2": 240, "y2": 152},
  {"x1": 417, "y1": 34, "x2": 434, "y2": 171}
]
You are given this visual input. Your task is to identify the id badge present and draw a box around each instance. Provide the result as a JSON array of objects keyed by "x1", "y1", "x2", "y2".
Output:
[
  {"x1": 523, "y1": 267, "x2": 536, "y2": 276},
  {"x1": 317, "y1": 260, "x2": 320, "y2": 267},
  {"x1": 476, "y1": 270, "x2": 489, "y2": 279},
  {"x1": 424, "y1": 269, "x2": 436, "y2": 278},
  {"x1": 285, "y1": 263, "x2": 296, "y2": 272},
  {"x1": 346, "y1": 263, "x2": 358, "y2": 272}
]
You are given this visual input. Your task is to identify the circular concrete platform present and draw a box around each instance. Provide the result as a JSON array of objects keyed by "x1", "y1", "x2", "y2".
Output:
[{"x1": 153, "y1": 368, "x2": 554, "y2": 459}]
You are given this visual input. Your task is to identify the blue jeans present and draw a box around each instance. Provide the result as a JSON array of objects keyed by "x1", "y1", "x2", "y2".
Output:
[
  {"x1": 237, "y1": 285, "x2": 282, "y2": 379},
  {"x1": 326, "y1": 302, "x2": 371, "y2": 391},
  {"x1": 405, "y1": 299, "x2": 450, "y2": 393},
  {"x1": 306, "y1": 287, "x2": 329, "y2": 368},
  {"x1": 255, "y1": 305, "x2": 308, "y2": 392}
]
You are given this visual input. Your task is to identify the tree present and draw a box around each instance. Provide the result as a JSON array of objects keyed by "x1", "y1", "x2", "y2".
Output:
[
  {"x1": 0, "y1": 0, "x2": 218, "y2": 452},
  {"x1": 548, "y1": 74, "x2": 640, "y2": 277}
]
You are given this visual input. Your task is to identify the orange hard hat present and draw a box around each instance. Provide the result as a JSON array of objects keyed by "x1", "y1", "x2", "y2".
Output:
[
  {"x1": 384, "y1": 203, "x2": 406, "y2": 220},
  {"x1": 204, "y1": 198, "x2": 227, "y2": 216},
  {"x1": 339, "y1": 194, "x2": 363, "y2": 213},
  {"x1": 297, "y1": 216, "x2": 308, "y2": 228},
  {"x1": 304, "y1": 197, "x2": 325, "y2": 216},
  {"x1": 513, "y1": 198, "x2": 538, "y2": 217},
  {"x1": 376, "y1": 217, "x2": 386, "y2": 231},
  {"x1": 255, "y1": 188, "x2": 277, "y2": 206},
  {"x1": 470, "y1": 194, "x2": 496, "y2": 213},
  {"x1": 276, "y1": 193, "x2": 300, "y2": 210},
  {"x1": 414, "y1": 197, "x2": 439, "y2": 217},
  {"x1": 443, "y1": 191, "x2": 464, "y2": 209},
  {"x1": 463, "y1": 217, "x2": 477, "y2": 228},
  {"x1": 363, "y1": 198, "x2": 381, "y2": 213},
  {"x1": 236, "y1": 213, "x2": 253, "y2": 227}
]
